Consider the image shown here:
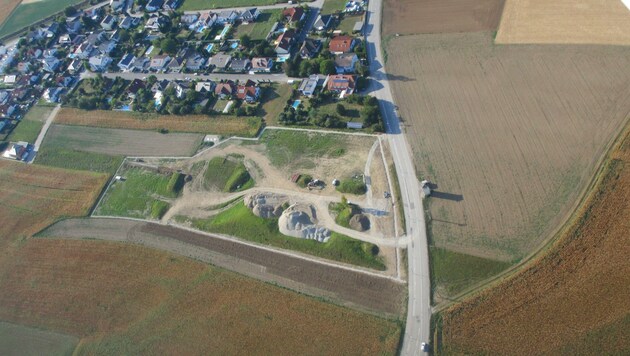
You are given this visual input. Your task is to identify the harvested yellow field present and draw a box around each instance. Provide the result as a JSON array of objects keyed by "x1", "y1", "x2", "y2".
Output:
[{"x1": 496, "y1": 0, "x2": 630, "y2": 45}]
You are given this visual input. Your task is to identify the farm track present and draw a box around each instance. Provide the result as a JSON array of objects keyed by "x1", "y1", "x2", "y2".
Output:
[
  {"x1": 387, "y1": 32, "x2": 630, "y2": 261},
  {"x1": 39, "y1": 217, "x2": 406, "y2": 316}
]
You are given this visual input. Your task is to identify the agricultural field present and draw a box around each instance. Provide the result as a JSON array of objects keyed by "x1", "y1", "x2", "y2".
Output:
[
  {"x1": 382, "y1": 0, "x2": 505, "y2": 36},
  {"x1": 440, "y1": 126, "x2": 630, "y2": 355},
  {"x1": 36, "y1": 148, "x2": 123, "y2": 174},
  {"x1": 41, "y1": 124, "x2": 203, "y2": 157},
  {"x1": 386, "y1": 32, "x2": 630, "y2": 276},
  {"x1": 0, "y1": 0, "x2": 21, "y2": 29},
  {"x1": 55, "y1": 108, "x2": 262, "y2": 137},
  {"x1": 6, "y1": 103, "x2": 54, "y2": 143},
  {"x1": 0, "y1": 0, "x2": 83, "y2": 38},
  {"x1": 0, "y1": 238, "x2": 401, "y2": 354},
  {"x1": 95, "y1": 166, "x2": 186, "y2": 219},
  {"x1": 496, "y1": 0, "x2": 630, "y2": 45},
  {"x1": 0, "y1": 321, "x2": 78, "y2": 356},
  {"x1": 181, "y1": 0, "x2": 284, "y2": 11},
  {"x1": 234, "y1": 10, "x2": 280, "y2": 41}
]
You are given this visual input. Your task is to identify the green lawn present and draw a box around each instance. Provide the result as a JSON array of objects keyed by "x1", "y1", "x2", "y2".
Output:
[
  {"x1": 96, "y1": 167, "x2": 185, "y2": 219},
  {"x1": 234, "y1": 10, "x2": 280, "y2": 41},
  {"x1": 204, "y1": 156, "x2": 255, "y2": 192},
  {"x1": 260, "y1": 84, "x2": 293, "y2": 124},
  {"x1": 337, "y1": 14, "x2": 362, "y2": 34},
  {"x1": 8, "y1": 120, "x2": 43, "y2": 143},
  {"x1": 258, "y1": 130, "x2": 348, "y2": 168},
  {"x1": 0, "y1": 0, "x2": 84, "y2": 38},
  {"x1": 181, "y1": 0, "x2": 283, "y2": 11},
  {"x1": 321, "y1": 0, "x2": 347, "y2": 15},
  {"x1": 35, "y1": 148, "x2": 123, "y2": 174},
  {"x1": 430, "y1": 247, "x2": 511, "y2": 297},
  {"x1": 192, "y1": 202, "x2": 385, "y2": 270}
]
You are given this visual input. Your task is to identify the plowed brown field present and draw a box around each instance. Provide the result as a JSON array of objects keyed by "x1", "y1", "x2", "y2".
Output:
[
  {"x1": 0, "y1": 0, "x2": 21, "y2": 28},
  {"x1": 0, "y1": 239, "x2": 402, "y2": 354},
  {"x1": 386, "y1": 32, "x2": 630, "y2": 261},
  {"x1": 383, "y1": 0, "x2": 505, "y2": 36},
  {"x1": 440, "y1": 127, "x2": 630, "y2": 355},
  {"x1": 496, "y1": 0, "x2": 630, "y2": 45}
]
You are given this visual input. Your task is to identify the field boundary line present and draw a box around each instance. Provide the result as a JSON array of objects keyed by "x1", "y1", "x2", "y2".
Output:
[
  {"x1": 76, "y1": 215, "x2": 406, "y2": 283},
  {"x1": 432, "y1": 118, "x2": 630, "y2": 313}
]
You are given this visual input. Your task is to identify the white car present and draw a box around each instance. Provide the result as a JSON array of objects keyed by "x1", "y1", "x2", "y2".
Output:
[{"x1": 421, "y1": 342, "x2": 430, "y2": 352}]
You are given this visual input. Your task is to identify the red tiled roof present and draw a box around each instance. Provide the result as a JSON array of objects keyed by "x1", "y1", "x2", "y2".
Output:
[{"x1": 329, "y1": 35, "x2": 355, "y2": 53}]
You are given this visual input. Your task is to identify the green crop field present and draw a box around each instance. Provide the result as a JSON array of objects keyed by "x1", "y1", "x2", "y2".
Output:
[
  {"x1": 0, "y1": 321, "x2": 78, "y2": 356},
  {"x1": 181, "y1": 0, "x2": 283, "y2": 11},
  {"x1": 0, "y1": 0, "x2": 84, "y2": 38},
  {"x1": 192, "y1": 201, "x2": 385, "y2": 270},
  {"x1": 96, "y1": 167, "x2": 185, "y2": 219},
  {"x1": 259, "y1": 130, "x2": 348, "y2": 168},
  {"x1": 35, "y1": 148, "x2": 123, "y2": 174},
  {"x1": 203, "y1": 156, "x2": 254, "y2": 192}
]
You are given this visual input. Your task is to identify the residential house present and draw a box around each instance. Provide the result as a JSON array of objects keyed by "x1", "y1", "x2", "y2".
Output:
[
  {"x1": 0, "y1": 91, "x2": 8, "y2": 104},
  {"x1": 11, "y1": 87, "x2": 29, "y2": 101},
  {"x1": 334, "y1": 53, "x2": 358, "y2": 73},
  {"x1": 89, "y1": 55, "x2": 112, "y2": 72},
  {"x1": 55, "y1": 75, "x2": 74, "y2": 88},
  {"x1": 164, "y1": 0, "x2": 182, "y2": 11},
  {"x1": 251, "y1": 57, "x2": 273, "y2": 72},
  {"x1": 131, "y1": 56, "x2": 149, "y2": 71},
  {"x1": 126, "y1": 79, "x2": 146, "y2": 99},
  {"x1": 327, "y1": 74, "x2": 355, "y2": 95},
  {"x1": 97, "y1": 40, "x2": 116, "y2": 55},
  {"x1": 168, "y1": 80, "x2": 191, "y2": 98},
  {"x1": 299, "y1": 38, "x2": 321, "y2": 59},
  {"x1": 185, "y1": 53, "x2": 207, "y2": 70},
  {"x1": 42, "y1": 57, "x2": 61, "y2": 72},
  {"x1": 180, "y1": 13, "x2": 199, "y2": 26},
  {"x1": 150, "y1": 55, "x2": 171, "y2": 71},
  {"x1": 68, "y1": 58, "x2": 83, "y2": 73},
  {"x1": 236, "y1": 80, "x2": 260, "y2": 103},
  {"x1": 214, "y1": 81, "x2": 234, "y2": 99},
  {"x1": 229, "y1": 58, "x2": 251, "y2": 72},
  {"x1": 119, "y1": 16, "x2": 140, "y2": 29},
  {"x1": 195, "y1": 81, "x2": 215, "y2": 93},
  {"x1": 191, "y1": 12, "x2": 216, "y2": 32},
  {"x1": 16, "y1": 62, "x2": 30, "y2": 74},
  {"x1": 71, "y1": 34, "x2": 86, "y2": 46},
  {"x1": 282, "y1": 7, "x2": 304, "y2": 23},
  {"x1": 146, "y1": 0, "x2": 165, "y2": 12},
  {"x1": 45, "y1": 22, "x2": 60, "y2": 38},
  {"x1": 145, "y1": 15, "x2": 161, "y2": 32},
  {"x1": 2, "y1": 141, "x2": 30, "y2": 161},
  {"x1": 110, "y1": 29, "x2": 122, "y2": 42},
  {"x1": 43, "y1": 87, "x2": 65, "y2": 103},
  {"x1": 166, "y1": 56, "x2": 185, "y2": 73},
  {"x1": 110, "y1": 0, "x2": 125, "y2": 12},
  {"x1": 217, "y1": 10, "x2": 238, "y2": 24},
  {"x1": 73, "y1": 42, "x2": 94, "y2": 59},
  {"x1": 0, "y1": 103, "x2": 17, "y2": 117},
  {"x1": 26, "y1": 28, "x2": 45, "y2": 43},
  {"x1": 86, "y1": 31, "x2": 107, "y2": 46},
  {"x1": 101, "y1": 14, "x2": 117, "y2": 31},
  {"x1": 3, "y1": 75, "x2": 16, "y2": 85},
  {"x1": 275, "y1": 29, "x2": 295, "y2": 58},
  {"x1": 240, "y1": 8, "x2": 260, "y2": 23},
  {"x1": 329, "y1": 35, "x2": 356, "y2": 54},
  {"x1": 313, "y1": 14, "x2": 332, "y2": 32},
  {"x1": 151, "y1": 79, "x2": 170, "y2": 93},
  {"x1": 58, "y1": 33, "x2": 74, "y2": 45},
  {"x1": 66, "y1": 18, "x2": 82, "y2": 34},
  {"x1": 208, "y1": 53, "x2": 232, "y2": 71},
  {"x1": 298, "y1": 74, "x2": 326, "y2": 97},
  {"x1": 118, "y1": 53, "x2": 136, "y2": 71},
  {"x1": 43, "y1": 48, "x2": 58, "y2": 58}
]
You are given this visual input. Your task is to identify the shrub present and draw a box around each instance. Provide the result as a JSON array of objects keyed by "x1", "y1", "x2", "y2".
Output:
[
  {"x1": 166, "y1": 173, "x2": 185, "y2": 194},
  {"x1": 336, "y1": 178, "x2": 367, "y2": 195},
  {"x1": 150, "y1": 200, "x2": 170, "y2": 219},
  {"x1": 296, "y1": 174, "x2": 313, "y2": 188},
  {"x1": 224, "y1": 168, "x2": 252, "y2": 192}
]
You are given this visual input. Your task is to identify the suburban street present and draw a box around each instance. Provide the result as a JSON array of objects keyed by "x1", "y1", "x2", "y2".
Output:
[
  {"x1": 364, "y1": 0, "x2": 432, "y2": 354},
  {"x1": 95, "y1": 71, "x2": 289, "y2": 83}
]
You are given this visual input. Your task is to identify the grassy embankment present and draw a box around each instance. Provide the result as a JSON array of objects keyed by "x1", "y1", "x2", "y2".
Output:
[{"x1": 204, "y1": 156, "x2": 254, "y2": 192}]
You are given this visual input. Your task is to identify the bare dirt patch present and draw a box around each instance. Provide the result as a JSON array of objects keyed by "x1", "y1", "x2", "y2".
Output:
[
  {"x1": 441, "y1": 126, "x2": 630, "y2": 355},
  {"x1": 496, "y1": 0, "x2": 630, "y2": 45},
  {"x1": 43, "y1": 124, "x2": 203, "y2": 157},
  {"x1": 386, "y1": 32, "x2": 630, "y2": 261},
  {"x1": 40, "y1": 218, "x2": 406, "y2": 316},
  {"x1": 383, "y1": 0, "x2": 505, "y2": 36}
]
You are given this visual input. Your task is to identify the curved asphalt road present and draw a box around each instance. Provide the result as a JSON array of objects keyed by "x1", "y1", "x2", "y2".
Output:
[{"x1": 364, "y1": 0, "x2": 431, "y2": 353}]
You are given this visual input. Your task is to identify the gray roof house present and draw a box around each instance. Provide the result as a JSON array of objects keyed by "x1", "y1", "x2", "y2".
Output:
[
  {"x1": 100, "y1": 14, "x2": 117, "y2": 31},
  {"x1": 185, "y1": 53, "x2": 207, "y2": 70},
  {"x1": 299, "y1": 38, "x2": 322, "y2": 59},
  {"x1": 217, "y1": 10, "x2": 239, "y2": 24},
  {"x1": 251, "y1": 57, "x2": 273, "y2": 72},
  {"x1": 166, "y1": 56, "x2": 186, "y2": 73},
  {"x1": 89, "y1": 55, "x2": 112, "y2": 72},
  {"x1": 229, "y1": 58, "x2": 251, "y2": 72},
  {"x1": 334, "y1": 53, "x2": 358, "y2": 74},
  {"x1": 208, "y1": 53, "x2": 232, "y2": 70},
  {"x1": 150, "y1": 55, "x2": 171, "y2": 70},
  {"x1": 240, "y1": 8, "x2": 260, "y2": 22},
  {"x1": 118, "y1": 53, "x2": 136, "y2": 71},
  {"x1": 298, "y1": 74, "x2": 326, "y2": 97},
  {"x1": 313, "y1": 14, "x2": 333, "y2": 32}
]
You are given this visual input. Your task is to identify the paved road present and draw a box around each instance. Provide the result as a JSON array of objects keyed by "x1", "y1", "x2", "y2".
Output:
[
  {"x1": 95, "y1": 71, "x2": 290, "y2": 83},
  {"x1": 364, "y1": 0, "x2": 432, "y2": 353},
  {"x1": 182, "y1": 0, "x2": 324, "y2": 15}
]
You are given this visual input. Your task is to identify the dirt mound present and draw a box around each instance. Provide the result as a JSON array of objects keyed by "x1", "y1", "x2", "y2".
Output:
[
  {"x1": 349, "y1": 214, "x2": 370, "y2": 232},
  {"x1": 245, "y1": 193, "x2": 288, "y2": 219},
  {"x1": 278, "y1": 203, "x2": 331, "y2": 242}
]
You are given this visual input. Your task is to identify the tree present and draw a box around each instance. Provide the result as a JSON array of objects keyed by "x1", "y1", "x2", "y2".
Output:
[
  {"x1": 239, "y1": 34, "x2": 251, "y2": 49},
  {"x1": 319, "y1": 59, "x2": 335, "y2": 75},
  {"x1": 336, "y1": 103, "x2": 345, "y2": 115},
  {"x1": 64, "y1": 6, "x2": 77, "y2": 17},
  {"x1": 160, "y1": 37, "x2": 178, "y2": 54},
  {"x1": 299, "y1": 59, "x2": 317, "y2": 77},
  {"x1": 158, "y1": 15, "x2": 172, "y2": 34}
]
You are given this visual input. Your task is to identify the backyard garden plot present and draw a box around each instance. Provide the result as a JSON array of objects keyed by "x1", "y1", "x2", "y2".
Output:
[
  {"x1": 382, "y1": 0, "x2": 505, "y2": 36},
  {"x1": 386, "y1": 32, "x2": 630, "y2": 264},
  {"x1": 42, "y1": 124, "x2": 203, "y2": 157},
  {"x1": 181, "y1": 0, "x2": 283, "y2": 11},
  {"x1": 234, "y1": 10, "x2": 280, "y2": 41},
  {"x1": 496, "y1": 0, "x2": 630, "y2": 45}
]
